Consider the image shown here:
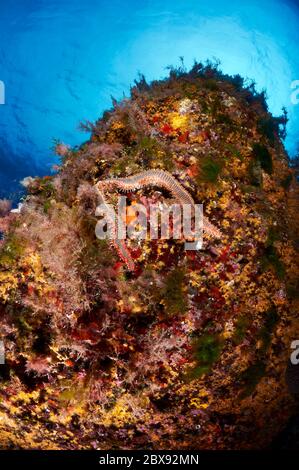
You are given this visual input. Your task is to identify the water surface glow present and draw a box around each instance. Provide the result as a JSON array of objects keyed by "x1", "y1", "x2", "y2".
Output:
[{"x1": 0, "y1": 0, "x2": 299, "y2": 198}]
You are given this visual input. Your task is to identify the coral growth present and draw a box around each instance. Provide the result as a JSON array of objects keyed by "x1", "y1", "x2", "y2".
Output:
[{"x1": 0, "y1": 62, "x2": 298, "y2": 450}]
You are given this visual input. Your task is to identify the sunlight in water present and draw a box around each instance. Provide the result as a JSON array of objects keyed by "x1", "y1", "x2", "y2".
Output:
[{"x1": 0, "y1": 0, "x2": 299, "y2": 198}]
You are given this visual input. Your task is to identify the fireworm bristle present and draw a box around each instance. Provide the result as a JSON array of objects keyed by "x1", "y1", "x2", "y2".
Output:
[{"x1": 96, "y1": 169, "x2": 222, "y2": 270}]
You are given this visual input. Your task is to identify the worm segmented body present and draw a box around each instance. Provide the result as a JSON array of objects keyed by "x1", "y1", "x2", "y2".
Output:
[{"x1": 95, "y1": 169, "x2": 222, "y2": 270}]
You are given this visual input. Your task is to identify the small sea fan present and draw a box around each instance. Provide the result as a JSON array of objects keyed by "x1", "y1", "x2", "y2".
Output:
[
  {"x1": 55, "y1": 142, "x2": 70, "y2": 156},
  {"x1": 0, "y1": 199, "x2": 12, "y2": 217},
  {"x1": 25, "y1": 356, "x2": 52, "y2": 376},
  {"x1": 76, "y1": 182, "x2": 98, "y2": 214}
]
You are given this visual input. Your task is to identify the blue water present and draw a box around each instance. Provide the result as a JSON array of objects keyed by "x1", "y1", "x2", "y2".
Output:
[{"x1": 1, "y1": 0, "x2": 299, "y2": 199}]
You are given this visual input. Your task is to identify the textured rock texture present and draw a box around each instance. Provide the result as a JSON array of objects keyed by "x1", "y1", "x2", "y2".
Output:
[{"x1": 0, "y1": 64, "x2": 298, "y2": 449}]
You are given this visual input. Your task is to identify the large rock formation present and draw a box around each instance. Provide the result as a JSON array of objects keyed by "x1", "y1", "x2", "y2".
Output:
[{"x1": 0, "y1": 63, "x2": 298, "y2": 449}]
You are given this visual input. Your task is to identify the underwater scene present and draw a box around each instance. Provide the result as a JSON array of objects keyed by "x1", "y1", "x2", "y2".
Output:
[{"x1": 0, "y1": 0, "x2": 299, "y2": 460}]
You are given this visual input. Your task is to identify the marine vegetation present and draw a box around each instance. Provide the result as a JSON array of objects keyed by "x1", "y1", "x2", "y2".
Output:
[{"x1": 0, "y1": 61, "x2": 298, "y2": 450}]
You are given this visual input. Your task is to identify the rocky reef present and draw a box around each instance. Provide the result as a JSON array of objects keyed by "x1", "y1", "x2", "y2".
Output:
[{"x1": 0, "y1": 62, "x2": 298, "y2": 449}]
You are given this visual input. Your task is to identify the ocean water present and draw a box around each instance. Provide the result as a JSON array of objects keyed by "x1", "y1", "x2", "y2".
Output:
[{"x1": 0, "y1": 0, "x2": 299, "y2": 199}]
